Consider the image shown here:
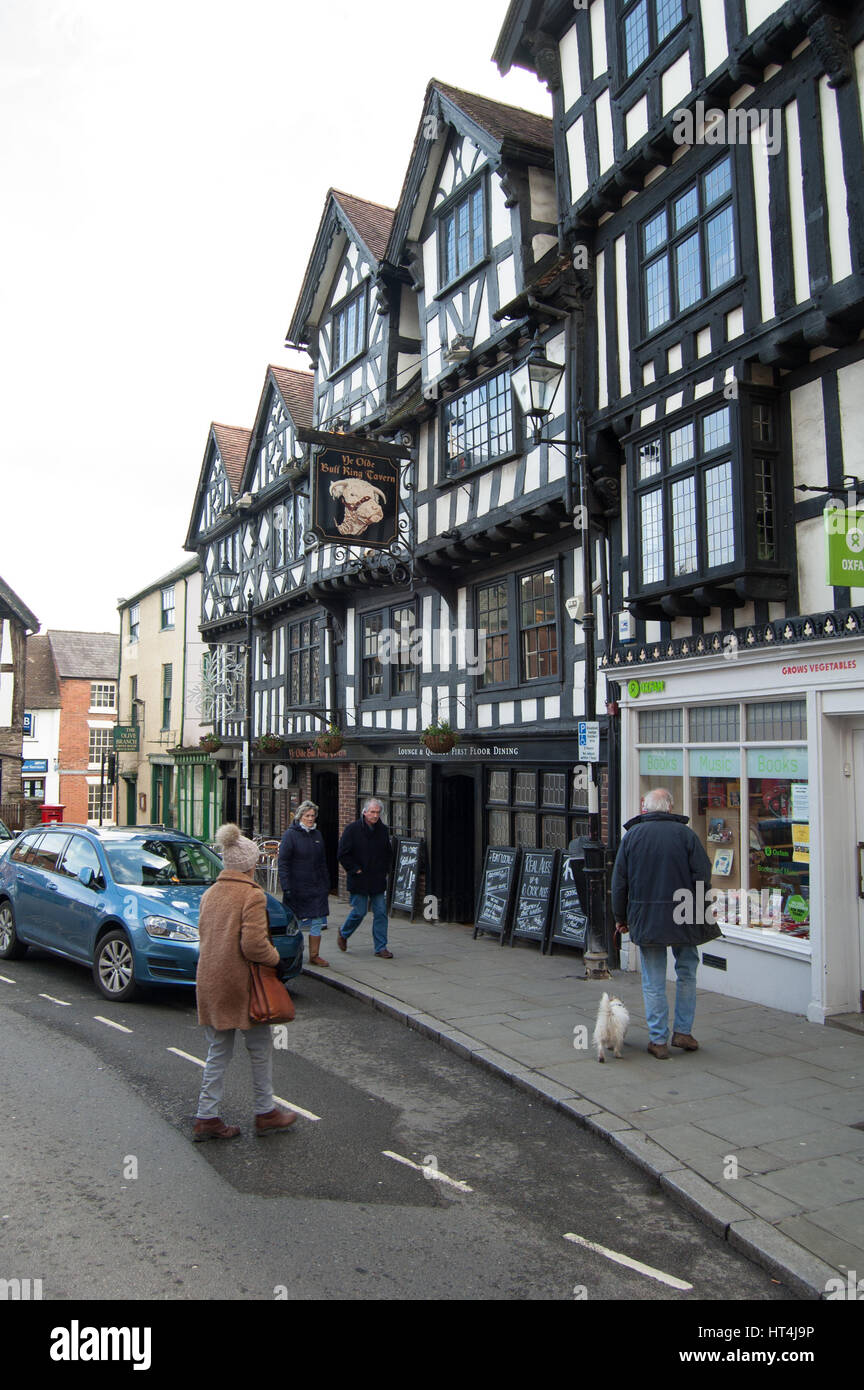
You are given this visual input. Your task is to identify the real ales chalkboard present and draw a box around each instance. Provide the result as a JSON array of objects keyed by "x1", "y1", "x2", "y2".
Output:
[
  {"x1": 549, "y1": 853, "x2": 589, "y2": 950},
  {"x1": 511, "y1": 849, "x2": 559, "y2": 949},
  {"x1": 473, "y1": 847, "x2": 520, "y2": 940},
  {"x1": 390, "y1": 837, "x2": 423, "y2": 917}
]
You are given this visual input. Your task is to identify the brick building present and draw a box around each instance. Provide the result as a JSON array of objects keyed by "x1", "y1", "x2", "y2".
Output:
[
  {"x1": 47, "y1": 632, "x2": 120, "y2": 824},
  {"x1": 0, "y1": 575, "x2": 39, "y2": 827}
]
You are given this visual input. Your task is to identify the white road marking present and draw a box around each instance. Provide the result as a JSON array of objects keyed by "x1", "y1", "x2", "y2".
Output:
[
  {"x1": 563, "y1": 1232, "x2": 693, "y2": 1291},
  {"x1": 94, "y1": 1016, "x2": 133, "y2": 1033},
  {"x1": 382, "y1": 1150, "x2": 473, "y2": 1193},
  {"x1": 165, "y1": 1051, "x2": 319, "y2": 1121},
  {"x1": 39, "y1": 993, "x2": 71, "y2": 1006},
  {"x1": 0, "y1": 975, "x2": 15, "y2": 984},
  {"x1": 273, "y1": 1093, "x2": 320, "y2": 1123},
  {"x1": 167, "y1": 1047, "x2": 206, "y2": 1067}
]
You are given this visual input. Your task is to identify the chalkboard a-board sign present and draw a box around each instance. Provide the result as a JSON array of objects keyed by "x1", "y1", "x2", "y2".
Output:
[
  {"x1": 390, "y1": 837, "x2": 423, "y2": 918},
  {"x1": 549, "y1": 853, "x2": 589, "y2": 951},
  {"x1": 473, "y1": 847, "x2": 520, "y2": 941},
  {"x1": 511, "y1": 849, "x2": 559, "y2": 949}
]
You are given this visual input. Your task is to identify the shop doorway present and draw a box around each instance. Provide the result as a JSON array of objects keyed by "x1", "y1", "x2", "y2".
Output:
[
  {"x1": 433, "y1": 770, "x2": 476, "y2": 923},
  {"x1": 313, "y1": 769, "x2": 339, "y2": 892}
]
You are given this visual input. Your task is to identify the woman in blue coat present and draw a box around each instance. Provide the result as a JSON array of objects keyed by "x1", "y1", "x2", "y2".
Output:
[{"x1": 277, "y1": 801, "x2": 331, "y2": 967}]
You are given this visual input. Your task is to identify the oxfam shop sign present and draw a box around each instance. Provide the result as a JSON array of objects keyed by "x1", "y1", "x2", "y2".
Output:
[
  {"x1": 825, "y1": 504, "x2": 864, "y2": 586},
  {"x1": 627, "y1": 679, "x2": 666, "y2": 699}
]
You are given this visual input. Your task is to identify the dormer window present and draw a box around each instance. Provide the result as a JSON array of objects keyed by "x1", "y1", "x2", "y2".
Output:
[
  {"x1": 331, "y1": 285, "x2": 366, "y2": 373},
  {"x1": 623, "y1": 0, "x2": 684, "y2": 78},
  {"x1": 439, "y1": 180, "x2": 486, "y2": 288}
]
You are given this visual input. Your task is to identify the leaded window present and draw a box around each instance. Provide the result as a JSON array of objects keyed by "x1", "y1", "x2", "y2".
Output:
[
  {"x1": 360, "y1": 604, "x2": 417, "y2": 700},
  {"x1": 641, "y1": 157, "x2": 736, "y2": 335},
  {"x1": 274, "y1": 495, "x2": 305, "y2": 569},
  {"x1": 442, "y1": 370, "x2": 515, "y2": 478},
  {"x1": 332, "y1": 285, "x2": 366, "y2": 373},
  {"x1": 288, "y1": 619, "x2": 321, "y2": 707},
  {"x1": 520, "y1": 569, "x2": 558, "y2": 681},
  {"x1": 689, "y1": 705, "x2": 740, "y2": 743},
  {"x1": 477, "y1": 581, "x2": 509, "y2": 686},
  {"x1": 746, "y1": 700, "x2": 806, "y2": 742},
  {"x1": 623, "y1": 0, "x2": 683, "y2": 77},
  {"x1": 440, "y1": 181, "x2": 485, "y2": 286},
  {"x1": 633, "y1": 403, "x2": 737, "y2": 590}
]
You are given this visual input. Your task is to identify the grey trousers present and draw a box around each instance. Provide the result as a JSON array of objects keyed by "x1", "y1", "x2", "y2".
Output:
[{"x1": 196, "y1": 1025, "x2": 274, "y2": 1118}]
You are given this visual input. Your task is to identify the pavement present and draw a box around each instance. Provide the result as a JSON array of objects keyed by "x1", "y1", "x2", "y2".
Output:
[{"x1": 304, "y1": 911, "x2": 864, "y2": 1301}]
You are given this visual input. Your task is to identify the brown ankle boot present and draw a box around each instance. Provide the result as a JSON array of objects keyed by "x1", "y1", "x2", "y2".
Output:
[
  {"x1": 255, "y1": 1107, "x2": 298, "y2": 1136},
  {"x1": 193, "y1": 1117, "x2": 241, "y2": 1142},
  {"x1": 308, "y1": 935, "x2": 329, "y2": 966}
]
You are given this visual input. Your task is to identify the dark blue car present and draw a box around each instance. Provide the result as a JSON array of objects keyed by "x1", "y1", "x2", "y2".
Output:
[{"x1": 0, "y1": 825, "x2": 302, "y2": 1002}]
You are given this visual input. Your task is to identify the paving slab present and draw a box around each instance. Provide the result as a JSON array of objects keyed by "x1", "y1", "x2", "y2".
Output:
[{"x1": 314, "y1": 909, "x2": 864, "y2": 1291}]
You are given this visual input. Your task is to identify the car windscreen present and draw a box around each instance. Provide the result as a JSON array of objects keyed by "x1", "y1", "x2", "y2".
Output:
[{"x1": 103, "y1": 839, "x2": 223, "y2": 886}]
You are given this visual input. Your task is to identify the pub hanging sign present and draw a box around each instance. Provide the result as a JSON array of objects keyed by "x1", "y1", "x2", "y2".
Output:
[{"x1": 309, "y1": 446, "x2": 401, "y2": 550}]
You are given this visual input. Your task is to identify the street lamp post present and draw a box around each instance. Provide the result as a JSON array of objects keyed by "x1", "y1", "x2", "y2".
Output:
[{"x1": 512, "y1": 335, "x2": 611, "y2": 979}]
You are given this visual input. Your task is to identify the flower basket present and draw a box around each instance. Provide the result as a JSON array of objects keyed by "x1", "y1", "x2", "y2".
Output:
[
  {"x1": 254, "y1": 734, "x2": 285, "y2": 754},
  {"x1": 421, "y1": 722, "x2": 458, "y2": 754},
  {"x1": 315, "y1": 727, "x2": 344, "y2": 755},
  {"x1": 199, "y1": 734, "x2": 223, "y2": 754}
]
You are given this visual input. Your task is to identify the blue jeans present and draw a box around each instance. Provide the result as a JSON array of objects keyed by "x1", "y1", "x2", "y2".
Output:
[
  {"x1": 639, "y1": 944, "x2": 700, "y2": 1043},
  {"x1": 340, "y1": 892, "x2": 389, "y2": 953}
]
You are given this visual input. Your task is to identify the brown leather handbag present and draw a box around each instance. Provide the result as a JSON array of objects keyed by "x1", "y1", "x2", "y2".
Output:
[{"x1": 248, "y1": 963, "x2": 295, "y2": 1024}]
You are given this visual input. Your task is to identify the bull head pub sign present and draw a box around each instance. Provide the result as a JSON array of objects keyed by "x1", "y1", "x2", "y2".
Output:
[{"x1": 310, "y1": 446, "x2": 401, "y2": 550}]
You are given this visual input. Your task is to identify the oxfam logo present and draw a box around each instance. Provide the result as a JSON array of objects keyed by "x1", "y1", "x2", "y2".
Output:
[{"x1": 628, "y1": 680, "x2": 641, "y2": 699}]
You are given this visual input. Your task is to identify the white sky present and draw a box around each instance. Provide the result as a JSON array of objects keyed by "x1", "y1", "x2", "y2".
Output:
[{"x1": 0, "y1": 0, "x2": 549, "y2": 635}]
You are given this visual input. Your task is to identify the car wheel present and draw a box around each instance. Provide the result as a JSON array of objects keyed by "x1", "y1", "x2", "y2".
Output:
[
  {"x1": 0, "y1": 900, "x2": 27, "y2": 960},
  {"x1": 93, "y1": 929, "x2": 140, "y2": 1002}
]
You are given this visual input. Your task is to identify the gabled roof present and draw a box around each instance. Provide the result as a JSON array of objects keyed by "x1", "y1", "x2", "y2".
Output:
[
  {"x1": 492, "y1": 0, "x2": 543, "y2": 77},
  {"x1": 211, "y1": 424, "x2": 252, "y2": 495},
  {"x1": 48, "y1": 631, "x2": 119, "y2": 680},
  {"x1": 0, "y1": 574, "x2": 39, "y2": 633},
  {"x1": 239, "y1": 365, "x2": 316, "y2": 493},
  {"x1": 384, "y1": 79, "x2": 553, "y2": 268},
  {"x1": 286, "y1": 188, "x2": 396, "y2": 348},
  {"x1": 184, "y1": 422, "x2": 252, "y2": 551},
  {"x1": 25, "y1": 634, "x2": 60, "y2": 708},
  {"x1": 267, "y1": 367, "x2": 315, "y2": 433}
]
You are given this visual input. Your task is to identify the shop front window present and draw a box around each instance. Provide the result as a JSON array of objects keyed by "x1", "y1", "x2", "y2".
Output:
[{"x1": 633, "y1": 700, "x2": 809, "y2": 942}]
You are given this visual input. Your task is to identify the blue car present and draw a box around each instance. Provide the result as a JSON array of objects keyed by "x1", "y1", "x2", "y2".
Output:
[{"x1": 0, "y1": 824, "x2": 302, "y2": 1002}]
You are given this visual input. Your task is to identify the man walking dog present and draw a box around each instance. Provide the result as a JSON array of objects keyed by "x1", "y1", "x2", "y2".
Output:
[{"x1": 611, "y1": 787, "x2": 718, "y2": 1059}]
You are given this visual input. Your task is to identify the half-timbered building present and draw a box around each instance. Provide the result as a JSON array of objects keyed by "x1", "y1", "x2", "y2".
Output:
[{"x1": 496, "y1": 0, "x2": 864, "y2": 1020}]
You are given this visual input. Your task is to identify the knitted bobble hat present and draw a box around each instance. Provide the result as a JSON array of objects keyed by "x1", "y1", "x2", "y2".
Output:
[{"x1": 215, "y1": 822, "x2": 259, "y2": 872}]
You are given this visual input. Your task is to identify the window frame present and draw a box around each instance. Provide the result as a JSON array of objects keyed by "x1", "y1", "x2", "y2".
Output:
[
  {"x1": 161, "y1": 664, "x2": 173, "y2": 731},
  {"x1": 287, "y1": 617, "x2": 322, "y2": 709},
  {"x1": 439, "y1": 367, "x2": 519, "y2": 481},
  {"x1": 474, "y1": 564, "x2": 562, "y2": 694},
  {"x1": 90, "y1": 682, "x2": 117, "y2": 712},
  {"x1": 620, "y1": 0, "x2": 687, "y2": 82},
  {"x1": 160, "y1": 586, "x2": 175, "y2": 630},
  {"x1": 358, "y1": 602, "x2": 419, "y2": 705},
  {"x1": 330, "y1": 282, "x2": 368, "y2": 377},
  {"x1": 273, "y1": 494, "x2": 305, "y2": 571},
  {"x1": 436, "y1": 174, "x2": 488, "y2": 293},
  {"x1": 129, "y1": 604, "x2": 140, "y2": 643},
  {"x1": 628, "y1": 392, "x2": 783, "y2": 599},
  {"x1": 639, "y1": 155, "x2": 738, "y2": 341}
]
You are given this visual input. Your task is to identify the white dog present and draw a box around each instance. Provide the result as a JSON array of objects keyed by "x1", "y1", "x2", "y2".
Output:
[{"x1": 592, "y1": 992, "x2": 629, "y2": 1063}]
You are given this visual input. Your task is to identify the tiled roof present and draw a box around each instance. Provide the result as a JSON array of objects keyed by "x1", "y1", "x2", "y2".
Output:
[
  {"x1": 0, "y1": 574, "x2": 39, "y2": 632},
  {"x1": 48, "y1": 631, "x2": 119, "y2": 680},
  {"x1": 431, "y1": 80, "x2": 553, "y2": 152},
  {"x1": 25, "y1": 634, "x2": 60, "y2": 708},
  {"x1": 269, "y1": 367, "x2": 315, "y2": 429},
  {"x1": 331, "y1": 190, "x2": 395, "y2": 262},
  {"x1": 212, "y1": 424, "x2": 252, "y2": 495}
]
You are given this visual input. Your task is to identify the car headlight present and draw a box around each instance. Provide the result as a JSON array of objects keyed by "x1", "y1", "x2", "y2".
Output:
[{"x1": 143, "y1": 915, "x2": 199, "y2": 942}]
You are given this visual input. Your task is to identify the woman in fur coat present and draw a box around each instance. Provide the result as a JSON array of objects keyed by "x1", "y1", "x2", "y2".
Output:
[{"x1": 193, "y1": 823, "x2": 297, "y2": 1141}]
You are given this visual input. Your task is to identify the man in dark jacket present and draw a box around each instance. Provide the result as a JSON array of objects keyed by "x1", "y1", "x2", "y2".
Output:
[
  {"x1": 611, "y1": 787, "x2": 717, "y2": 1059},
  {"x1": 336, "y1": 799, "x2": 393, "y2": 957}
]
